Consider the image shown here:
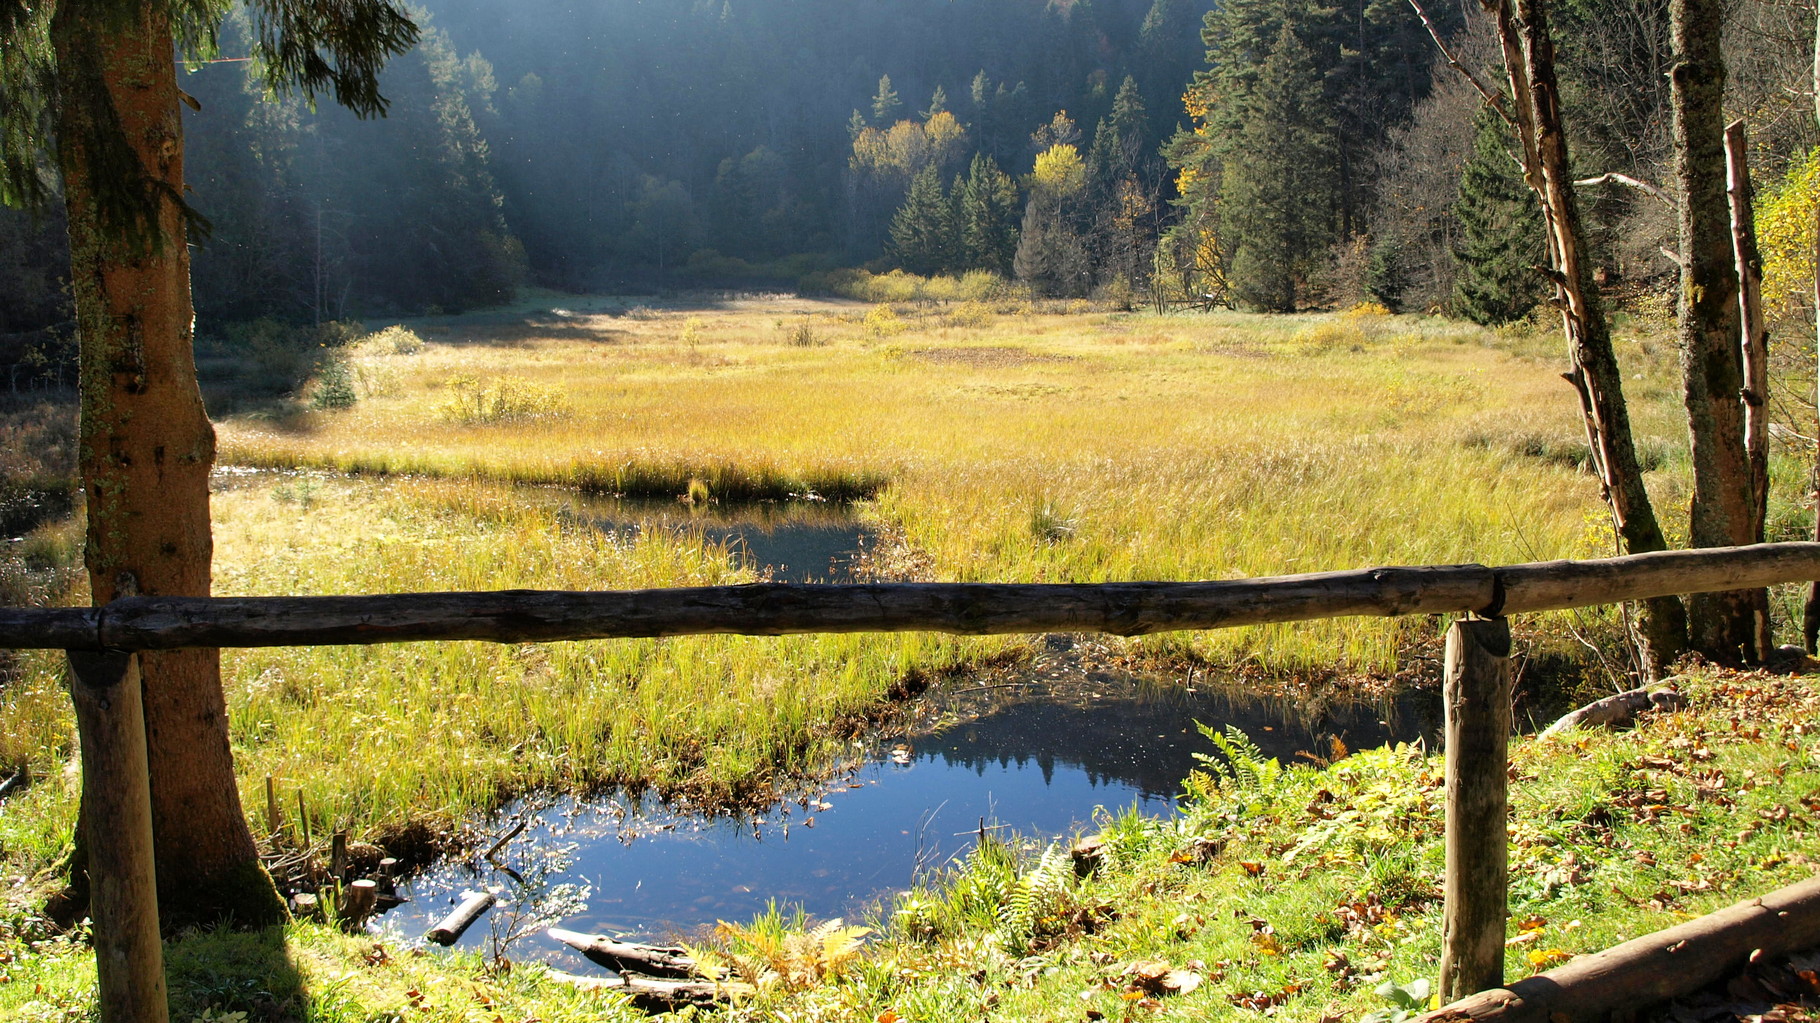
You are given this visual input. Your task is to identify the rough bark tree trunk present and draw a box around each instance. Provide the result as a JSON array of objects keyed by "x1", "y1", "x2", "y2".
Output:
[
  {"x1": 1483, "y1": 0, "x2": 1687, "y2": 674},
  {"x1": 1671, "y1": 0, "x2": 1766, "y2": 666},
  {"x1": 1804, "y1": 4, "x2": 1820, "y2": 653},
  {"x1": 49, "y1": 2, "x2": 285, "y2": 929}
]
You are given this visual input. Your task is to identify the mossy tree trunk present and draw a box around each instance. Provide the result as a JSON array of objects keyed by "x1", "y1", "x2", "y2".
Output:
[
  {"x1": 1804, "y1": 5, "x2": 1820, "y2": 654},
  {"x1": 1670, "y1": 0, "x2": 1769, "y2": 666},
  {"x1": 49, "y1": 2, "x2": 285, "y2": 930}
]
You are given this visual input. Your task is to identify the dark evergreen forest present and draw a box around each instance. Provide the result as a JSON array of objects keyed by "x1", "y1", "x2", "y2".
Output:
[{"x1": 0, "y1": 0, "x2": 1815, "y2": 353}]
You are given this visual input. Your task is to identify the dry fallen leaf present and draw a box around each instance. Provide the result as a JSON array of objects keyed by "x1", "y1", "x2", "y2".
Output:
[{"x1": 1527, "y1": 948, "x2": 1574, "y2": 971}]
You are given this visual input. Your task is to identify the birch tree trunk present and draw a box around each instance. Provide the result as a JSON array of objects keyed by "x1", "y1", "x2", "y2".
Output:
[{"x1": 1724, "y1": 121, "x2": 1771, "y2": 661}]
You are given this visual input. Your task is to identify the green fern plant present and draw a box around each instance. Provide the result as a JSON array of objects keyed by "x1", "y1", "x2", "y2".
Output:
[
  {"x1": 710, "y1": 914, "x2": 871, "y2": 992},
  {"x1": 996, "y1": 843, "x2": 1072, "y2": 955},
  {"x1": 1191, "y1": 724, "x2": 1285, "y2": 813}
]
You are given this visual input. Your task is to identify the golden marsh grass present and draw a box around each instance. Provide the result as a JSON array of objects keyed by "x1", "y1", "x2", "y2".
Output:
[{"x1": 2, "y1": 296, "x2": 1725, "y2": 853}]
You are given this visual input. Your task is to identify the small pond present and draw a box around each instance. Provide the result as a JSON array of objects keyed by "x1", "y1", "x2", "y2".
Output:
[
  {"x1": 379, "y1": 640, "x2": 1438, "y2": 970},
  {"x1": 214, "y1": 468, "x2": 880, "y2": 585},
  {"x1": 556, "y1": 492, "x2": 877, "y2": 583}
]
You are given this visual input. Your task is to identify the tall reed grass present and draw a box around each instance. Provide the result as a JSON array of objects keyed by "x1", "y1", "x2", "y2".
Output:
[{"x1": 8, "y1": 298, "x2": 1751, "y2": 856}]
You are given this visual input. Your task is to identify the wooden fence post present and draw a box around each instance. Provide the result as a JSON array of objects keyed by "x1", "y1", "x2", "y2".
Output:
[
  {"x1": 1440, "y1": 616, "x2": 1513, "y2": 1001},
  {"x1": 68, "y1": 650, "x2": 169, "y2": 1023}
]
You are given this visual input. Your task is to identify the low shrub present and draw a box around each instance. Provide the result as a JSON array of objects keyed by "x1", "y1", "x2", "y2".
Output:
[
  {"x1": 437, "y1": 375, "x2": 570, "y2": 425},
  {"x1": 358, "y1": 325, "x2": 425, "y2": 356},
  {"x1": 309, "y1": 357, "x2": 358, "y2": 411},
  {"x1": 864, "y1": 304, "x2": 907, "y2": 338},
  {"x1": 782, "y1": 319, "x2": 823, "y2": 346}
]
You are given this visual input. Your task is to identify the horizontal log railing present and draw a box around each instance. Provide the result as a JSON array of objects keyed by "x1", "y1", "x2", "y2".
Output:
[
  {"x1": 5, "y1": 541, "x2": 1820, "y2": 651},
  {"x1": 16, "y1": 540, "x2": 1820, "y2": 1023}
]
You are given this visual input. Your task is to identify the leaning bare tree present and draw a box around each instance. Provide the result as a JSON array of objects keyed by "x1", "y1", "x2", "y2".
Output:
[{"x1": 1409, "y1": 0, "x2": 1688, "y2": 673}]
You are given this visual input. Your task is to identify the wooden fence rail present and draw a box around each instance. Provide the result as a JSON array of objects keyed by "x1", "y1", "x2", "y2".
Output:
[
  {"x1": 15, "y1": 539, "x2": 1820, "y2": 1023},
  {"x1": 5, "y1": 541, "x2": 1820, "y2": 651}
]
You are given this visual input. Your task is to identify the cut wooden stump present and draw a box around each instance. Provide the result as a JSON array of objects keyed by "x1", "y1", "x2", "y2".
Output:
[
  {"x1": 0, "y1": 767, "x2": 28, "y2": 803},
  {"x1": 1540, "y1": 687, "x2": 1686, "y2": 738},
  {"x1": 1413, "y1": 875, "x2": 1820, "y2": 1023},
  {"x1": 1071, "y1": 836, "x2": 1107, "y2": 878},
  {"x1": 548, "y1": 927, "x2": 700, "y2": 978},
  {"x1": 338, "y1": 879, "x2": 378, "y2": 930}
]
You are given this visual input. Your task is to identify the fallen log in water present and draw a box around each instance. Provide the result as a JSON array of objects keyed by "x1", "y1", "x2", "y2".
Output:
[
  {"x1": 1413, "y1": 875, "x2": 1820, "y2": 1023},
  {"x1": 543, "y1": 966, "x2": 753, "y2": 1009},
  {"x1": 425, "y1": 890, "x2": 495, "y2": 946},
  {"x1": 548, "y1": 927, "x2": 701, "y2": 979}
]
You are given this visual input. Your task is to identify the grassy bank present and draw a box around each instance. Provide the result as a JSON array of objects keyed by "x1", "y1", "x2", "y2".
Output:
[
  {"x1": 3, "y1": 665, "x2": 1813, "y2": 1021},
  {"x1": 219, "y1": 298, "x2": 1696, "y2": 668}
]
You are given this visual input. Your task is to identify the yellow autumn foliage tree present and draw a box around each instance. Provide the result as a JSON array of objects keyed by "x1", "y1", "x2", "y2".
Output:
[
  {"x1": 1030, "y1": 143, "x2": 1087, "y2": 202},
  {"x1": 850, "y1": 111, "x2": 969, "y2": 184},
  {"x1": 1758, "y1": 146, "x2": 1819, "y2": 317}
]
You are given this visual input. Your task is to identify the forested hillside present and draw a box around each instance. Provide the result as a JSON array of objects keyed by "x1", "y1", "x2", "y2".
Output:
[{"x1": 0, "y1": 0, "x2": 1815, "y2": 338}]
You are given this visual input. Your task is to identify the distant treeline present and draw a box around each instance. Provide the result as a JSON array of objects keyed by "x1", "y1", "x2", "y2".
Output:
[{"x1": 0, "y1": 0, "x2": 1815, "y2": 337}]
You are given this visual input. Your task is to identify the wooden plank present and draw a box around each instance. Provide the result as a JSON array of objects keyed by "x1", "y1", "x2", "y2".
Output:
[
  {"x1": 1439, "y1": 617, "x2": 1513, "y2": 1001},
  {"x1": 1415, "y1": 875, "x2": 1820, "y2": 1022},
  {"x1": 1, "y1": 543, "x2": 1819, "y2": 652},
  {"x1": 68, "y1": 650, "x2": 169, "y2": 1023},
  {"x1": 0, "y1": 607, "x2": 97, "y2": 648}
]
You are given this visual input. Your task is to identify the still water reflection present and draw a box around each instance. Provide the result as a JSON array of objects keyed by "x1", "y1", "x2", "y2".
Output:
[{"x1": 381, "y1": 646, "x2": 1436, "y2": 969}]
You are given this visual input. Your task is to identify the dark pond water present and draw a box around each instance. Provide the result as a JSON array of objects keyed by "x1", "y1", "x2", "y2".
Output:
[
  {"x1": 210, "y1": 470, "x2": 878, "y2": 584},
  {"x1": 378, "y1": 641, "x2": 1438, "y2": 970},
  {"x1": 555, "y1": 492, "x2": 878, "y2": 583}
]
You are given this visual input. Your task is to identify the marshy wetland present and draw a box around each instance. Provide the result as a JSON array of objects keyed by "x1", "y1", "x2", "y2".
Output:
[{"x1": 5, "y1": 294, "x2": 1818, "y2": 1020}]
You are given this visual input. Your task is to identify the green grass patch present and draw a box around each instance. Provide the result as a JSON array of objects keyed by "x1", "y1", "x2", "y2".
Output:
[{"x1": 2, "y1": 667, "x2": 1813, "y2": 1021}]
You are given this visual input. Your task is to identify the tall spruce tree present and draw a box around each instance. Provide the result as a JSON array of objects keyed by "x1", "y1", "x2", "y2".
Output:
[
  {"x1": 871, "y1": 73, "x2": 902, "y2": 124},
  {"x1": 1089, "y1": 76, "x2": 1149, "y2": 186},
  {"x1": 956, "y1": 153, "x2": 1020, "y2": 274},
  {"x1": 1168, "y1": 0, "x2": 1444, "y2": 309},
  {"x1": 1, "y1": 0, "x2": 416, "y2": 929},
  {"x1": 1220, "y1": 22, "x2": 1334, "y2": 311},
  {"x1": 888, "y1": 164, "x2": 957, "y2": 274},
  {"x1": 1452, "y1": 106, "x2": 1545, "y2": 324}
]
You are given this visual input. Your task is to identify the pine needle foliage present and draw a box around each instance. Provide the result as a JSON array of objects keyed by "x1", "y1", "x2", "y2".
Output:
[
  {"x1": 0, "y1": 0, "x2": 418, "y2": 253},
  {"x1": 1452, "y1": 106, "x2": 1546, "y2": 325}
]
